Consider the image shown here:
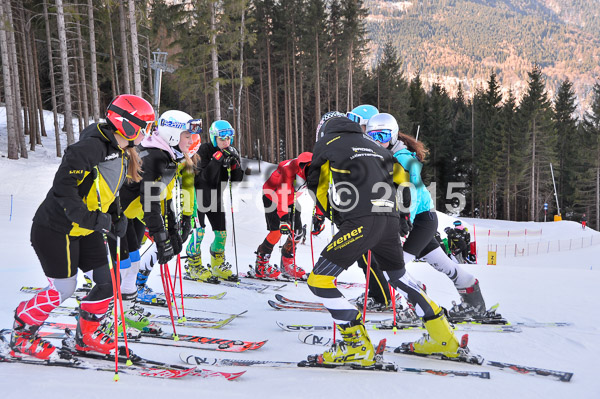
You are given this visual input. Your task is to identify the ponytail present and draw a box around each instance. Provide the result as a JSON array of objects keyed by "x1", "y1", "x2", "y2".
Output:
[
  {"x1": 125, "y1": 147, "x2": 143, "y2": 183},
  {"x1": 398, "y1": 132, "x2": 429, "y2": 162}
]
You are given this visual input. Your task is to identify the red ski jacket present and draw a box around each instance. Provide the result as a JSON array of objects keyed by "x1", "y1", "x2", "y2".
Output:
[{"x1": 263, "y1": 154, "x2": 311, "y2": 218}]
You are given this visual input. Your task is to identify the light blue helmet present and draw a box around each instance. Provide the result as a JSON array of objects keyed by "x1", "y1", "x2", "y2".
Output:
[
  {"x1": 209, "y1": 120, "x2": 235, "y2": 146},
  {"x1": 347, "y1": 104, "x2": 379, "y2": 127}
]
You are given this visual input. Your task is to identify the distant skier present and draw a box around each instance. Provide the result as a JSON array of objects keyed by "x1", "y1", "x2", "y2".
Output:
[
  {"x1": 254, "y1": 152, "x2": 312, "y2": 279},
  {"x1": 445, "y1": 220, "x2": 472, "y2": 264},
  {"x1": 9, "y1": 94, "x2": 155, "y2": 360},
  {"x1": 581, "y1": 213, "x2": 587, "y2": 230}
]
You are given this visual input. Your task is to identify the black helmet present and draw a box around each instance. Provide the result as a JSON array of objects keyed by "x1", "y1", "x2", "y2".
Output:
[{"x1": 444, "y1": 227, "x2": 451, "y2": 234}]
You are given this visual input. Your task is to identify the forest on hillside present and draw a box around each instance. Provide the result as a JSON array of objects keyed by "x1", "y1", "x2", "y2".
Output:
[
  {"x1": 365, "y1": 0, "x2": 600, "y2": 107},
  {"x1": 0, "y1": 0, "x2": 599, "y2": 228}
]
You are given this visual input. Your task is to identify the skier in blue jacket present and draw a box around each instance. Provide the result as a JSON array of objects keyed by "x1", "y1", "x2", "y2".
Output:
[{"x1": 366, "y1": 113, "x2": 491, "y2": 319}]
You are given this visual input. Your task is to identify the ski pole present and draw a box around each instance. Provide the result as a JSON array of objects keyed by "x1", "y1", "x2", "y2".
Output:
[
  {"x1": 362, "y1": 250, "x2": 372, "y2": 322},
  {"x1": 291, "y1": 191, "x2": 298, "y2": 286},
  {"x1": 93, "y1": 168, "x2": 131, "y2": 379},
  {"x1": 390, "y1": 284, "x2": 397, "y2": 334},
  {"x1": 160, "y1": 263, "x2": 179, "y2": 340},
  {"x1": 227, "y1": 167, "x2": 239, "y2": 280}
]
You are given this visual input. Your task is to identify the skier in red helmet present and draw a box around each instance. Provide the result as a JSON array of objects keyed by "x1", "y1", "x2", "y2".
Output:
[{"x1": 9, "y1": 94, "x2": 155, "y2": 360}]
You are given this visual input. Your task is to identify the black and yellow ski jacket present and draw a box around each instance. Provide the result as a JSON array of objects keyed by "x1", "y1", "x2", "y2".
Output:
[
  {"x1": 307, "y1": 116, "x2": 409, "y2": 225},
  {"x1": 33, "y1": 123, "x2": 128, "y2": 236}
]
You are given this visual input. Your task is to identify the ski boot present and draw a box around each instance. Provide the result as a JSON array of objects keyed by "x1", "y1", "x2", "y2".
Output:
[
  {"x1": 280, "y1": 255, "x2": 306, "y2": 279},
  {"x1": 316, "y1": 318, "x2": 375, "y2": 367},
  {"x1": 120, "y1": 293, "x2": 162, "y2": 335},
  {"x1": 75, "y1": 309, "x2": 116, "y2": 355},
  {"x1": 186, "y1": 253, "x2": 219, "y2": 283},
  {"x1": 352, "y1": 292, "x2": 388, "y2": 312},
  {"x1": 255, "y1": 251, "x2": 281, "y2": 279},
  {"x1": 210, "y1": 250, "x2": 239, "y2": 281},
  {"x1": 395, "y1": 301, "x2": 421, "y2": 324},
  {"x1": 448, "y1": 279, "x2": 487, "y2": 320},
  {"x1": 405, "y1": 311, "x2": 461, "y2": 358},
  {"x1": 9, "y1": 315, "x2": 61, "y2": 361}
]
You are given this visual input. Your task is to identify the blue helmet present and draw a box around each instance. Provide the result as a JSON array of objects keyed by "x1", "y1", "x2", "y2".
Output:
[
  {"x1": 347, "y1": 104, "x2": 379, "y2": 127},
  {"x1": 209, "y1": 120, "x2": 235, "y2": 146},
  {"x1": 453, "y1": 220, "x2": 462, "y2": 227}
]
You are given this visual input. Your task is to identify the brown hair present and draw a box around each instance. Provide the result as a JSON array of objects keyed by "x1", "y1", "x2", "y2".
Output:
[
  {"x1": 182, "y1": 152, "x2": 195, "y2": 173},
  {"x1": 398, "y1": 132, "x2": 429, "y2": 162},
  {"x1": 125, "y1": 147, "x2": 143, "y2": 183}
]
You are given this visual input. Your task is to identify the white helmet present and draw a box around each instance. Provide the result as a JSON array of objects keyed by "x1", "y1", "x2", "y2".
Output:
[
  {"x1": 365, "y1": 113, "x2": 399, "y2": 145},
  {"x1": 156, "y1": 110, "x2": 194, "y2": 147}
]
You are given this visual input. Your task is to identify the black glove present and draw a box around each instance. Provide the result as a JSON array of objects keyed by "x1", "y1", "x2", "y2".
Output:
[
  {"x1": 94, "y1": 212, "x2": 112, "y2": 233},
  {"x1": 154, "y1": 230, "x2": 175, "y2": 264},
  {"x1": 170, "y1": 231, "x2": 183, "y2": 256},
  {"x1": 113, "y1": 216, "x2": 128, "y2": 238},
  {"x1": 181, "y1": 215, "x2": 192, "y2": 243},
  {"x1": 311, "y1": 214, "x2": 325, "y2": 236},
  {"x1": 398, "y1": 213, "x2": 413, "y2": 237},
  {"x1": 222, "y1": 146, "x2": 240, "y2": 168},
  {"x1": 279, "y1": 214, "x2": 292, "y2": 235}
]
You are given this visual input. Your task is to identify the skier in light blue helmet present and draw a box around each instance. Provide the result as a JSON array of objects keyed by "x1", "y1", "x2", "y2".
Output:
[
  {"x1": 186, "y1": 119, "x2": 244, "y2": 282},
  {"x1": 346, "y1": 104, "x2": 379, "y2": 132}
]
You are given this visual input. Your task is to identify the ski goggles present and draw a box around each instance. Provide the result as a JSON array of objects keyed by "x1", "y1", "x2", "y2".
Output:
[
  {"x1": 346, "y1": 111, "x2": 366, "y2": 126},
  {"x1": 215, "y1": 128, "x2": 235, "y2": 139},
  {"x1": 187, "y1": 119, "x2": 203, "y2": 134},
  {"x1": 367, "y1": 129, "x2": 393, "y2": 143}
]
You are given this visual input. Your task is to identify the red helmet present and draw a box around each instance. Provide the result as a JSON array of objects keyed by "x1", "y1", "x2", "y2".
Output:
[{"x1": 106, "y1": 95, "x2": 155, "y2": 140}]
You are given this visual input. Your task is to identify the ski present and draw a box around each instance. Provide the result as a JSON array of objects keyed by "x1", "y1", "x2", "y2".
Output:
[
  {"x1": 44, "y1": 313, "x2": 237, "y2": 330},
  {"x1": 48, "y1": 307, "x2": 242, "y2": 327},
  {"x1": 297, "y1": 332, "x2": 572, "y2": 382},
  {"x1": 183, "y1": 275, "x2": 285, "y2": 292},
  {"x1": 485, "y1": 360, "x2": 573, "y2": 382},
  {"x1": 0, "y1": 333, "x2": 243, "y2": 380},
  {"x1": 20, "y1": 286, "x2": 227, "y2": 300},
  {"x1": 180, "y1": 343, "x2": 488, "y2": 378},
  {"x1": 38, "y1": 325, "x2": 266, "y2": 352},
  {"x1": 268, "y1": 299, "x2": 327, "y2": 312},
  {"x1": 276, "y1": 320, "x2": 522, "y2": 333}
]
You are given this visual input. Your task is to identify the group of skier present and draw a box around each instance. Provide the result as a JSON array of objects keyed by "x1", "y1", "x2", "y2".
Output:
[{"x1": 9, "y1": 94, "x2": 492, "y2": 368}]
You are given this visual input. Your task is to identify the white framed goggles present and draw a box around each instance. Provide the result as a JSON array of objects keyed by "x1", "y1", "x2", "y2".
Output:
[
  {"x1": 368, "y1": 129, "x2": 392, "y2": 143},
  {"x1": 187, "y1": 119, "x2": 203, "y2": 134},
  {"x1": 346, "y1": 111, "x2": 364, "y2": 125}
]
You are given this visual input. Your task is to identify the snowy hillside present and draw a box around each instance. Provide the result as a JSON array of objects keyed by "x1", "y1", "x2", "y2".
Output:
[{"x1": 1, "y1": 110, "x2": 599, "y2": 398}]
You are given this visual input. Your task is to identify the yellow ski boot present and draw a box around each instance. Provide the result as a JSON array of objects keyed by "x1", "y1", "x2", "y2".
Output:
[
  {"x1": 318, "y1": 319, "x2": 375, "y2": 367},
  {"x1": 408, "y1": 311, "x2": 461, "y2": 357}
]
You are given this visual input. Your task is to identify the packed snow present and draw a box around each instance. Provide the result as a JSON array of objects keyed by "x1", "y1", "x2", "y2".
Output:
[{"x1": 0, "y1": 109, "x2": 599, "y2": 398}]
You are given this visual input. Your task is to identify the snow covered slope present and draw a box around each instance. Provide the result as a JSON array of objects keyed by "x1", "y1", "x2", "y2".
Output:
[{"x1": 0, "y1": 110, "x2": 599, "y2": 398}]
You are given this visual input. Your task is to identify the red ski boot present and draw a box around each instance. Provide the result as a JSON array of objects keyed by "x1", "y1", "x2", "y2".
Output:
[
  {"x1": 10, "y1": 315, "x2": 58, "y2": 361},
  {"x1": 255, "y1": 252, "x2": 281, "y2": 279},
  {"x1": 281, "y1": 256, "x2": 306, "y2": 279},
  {"x1": 75, "y1": 309, "x2": 115, "y2": 355}
]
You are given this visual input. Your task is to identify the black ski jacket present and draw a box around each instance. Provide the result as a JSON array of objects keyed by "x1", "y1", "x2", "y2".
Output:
[
  {"x1": 307, "y1": 116, "x2": 408, "y2": 225},
  {"x1": 33, "y1": 123, "x2": 127, "y2": 236},
  {"x1": 195, "y1": 143, "x2": 244, "y2": 203},
  {"x1": 120, "y1": 146, "x2": 179, "y2": 235}
]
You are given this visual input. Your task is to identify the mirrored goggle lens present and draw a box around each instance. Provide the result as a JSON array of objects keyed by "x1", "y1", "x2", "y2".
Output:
[
  {"x1": 368, "y1": 129, "x2": 392, "y2": 143},
  {"x1": 143, "y1": 121, "x2": 155, "y2": 136},
  {"x1": 346, "y1": 112, "x2": 363, "y2": 124},
  {"x1": 187, "y1": 119, "x2": 203, "y2": 134},
  {"x1": 217, "y1": 128, "x2": 235, "y2": 138}
]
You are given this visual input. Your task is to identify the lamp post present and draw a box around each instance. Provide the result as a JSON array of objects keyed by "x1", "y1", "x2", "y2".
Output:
[{"x1": 150, "y1": 49, "x2": 175, "y2": 115}]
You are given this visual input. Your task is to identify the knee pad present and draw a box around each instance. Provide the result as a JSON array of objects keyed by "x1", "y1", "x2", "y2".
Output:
[{"x1": 49, "y1": 276, "x2": 78, "y2": 301}]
